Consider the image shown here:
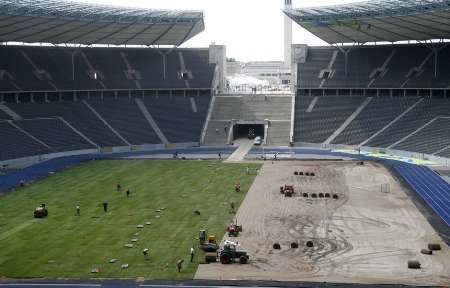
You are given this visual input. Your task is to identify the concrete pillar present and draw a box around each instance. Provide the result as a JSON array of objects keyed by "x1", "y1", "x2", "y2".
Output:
[
  {"x1": 284, "y1": 0, "x2": 292, "y2": 69},
  {"x1": 114, "y1": 91, "x2": 118, "y2": 100},
  {"x1": 291, "y1": 44, "x2": 308, "y2": 94},
  {"x1": 209, "y1": 44, "x2": 227, "y2": 93},
  {"x1": 30, "y1": 93, "x2": 34, "y2": 103},
  {"x1": 44, "y1": 92, "x2": 49, "y2": 102}
]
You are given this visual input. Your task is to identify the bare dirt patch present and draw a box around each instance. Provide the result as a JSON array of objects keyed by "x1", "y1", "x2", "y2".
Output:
[{"x1": 195, "y1": 161, "x2": 450, "y2": 285}]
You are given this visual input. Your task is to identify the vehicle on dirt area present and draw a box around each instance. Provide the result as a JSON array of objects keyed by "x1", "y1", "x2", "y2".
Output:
[
  {"x1": 219, "y1": 242, "x2": 249, "y2": 264},
  {"x1": 254, "y1": 136, "x2": 262, "y2": 145},
  {"x1": 280, "y1": 185, "x2": 295, "y2": 197},
  {"x1": 227, "y1": 222, "x2": 243, "y2": 237}
]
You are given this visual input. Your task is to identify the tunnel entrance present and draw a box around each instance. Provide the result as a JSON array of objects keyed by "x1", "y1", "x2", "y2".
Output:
[{"x1": 233, "y1": 124, "x2": 265, "y2": 140}]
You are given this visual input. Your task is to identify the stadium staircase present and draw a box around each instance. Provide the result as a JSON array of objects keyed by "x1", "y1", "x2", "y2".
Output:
[{"x1": 203, "y1": 94, "x2": 293, "y2": 146}]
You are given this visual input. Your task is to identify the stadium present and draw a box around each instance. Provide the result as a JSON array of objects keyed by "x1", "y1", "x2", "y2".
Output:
[{"x1": 0, "y1": 0, "x2": 449, "y2": 287}]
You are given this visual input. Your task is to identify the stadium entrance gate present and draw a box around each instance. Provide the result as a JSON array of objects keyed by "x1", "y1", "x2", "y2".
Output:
[
  {"x1": 227, "y1": 120, "x2": 268, "y2": 144},
  {"x1": 233, "y1": 123, "x2": 265, "y2": 140}
]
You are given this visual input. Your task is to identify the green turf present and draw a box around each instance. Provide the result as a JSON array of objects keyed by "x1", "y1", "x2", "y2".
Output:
[{"x1": 0, "y1": 160, "x2": 260, "y2": 279}]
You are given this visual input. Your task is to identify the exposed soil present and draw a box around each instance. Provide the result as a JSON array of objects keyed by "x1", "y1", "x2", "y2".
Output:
[{"x1": 195, "y1": 161, "x2": 450, "y2": 285}]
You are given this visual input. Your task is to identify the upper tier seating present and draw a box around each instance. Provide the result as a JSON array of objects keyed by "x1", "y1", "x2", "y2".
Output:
[
  {"x1": 298, "y1": 44, "x2": 450, "y2": 89},
  {"x1": 0, "y1": 46, "x2": 215, "y2": 92}
]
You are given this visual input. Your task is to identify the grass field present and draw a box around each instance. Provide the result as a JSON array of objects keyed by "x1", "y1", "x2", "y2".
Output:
[{"x1": 0, "y1": 160, "x2": 260, "y2": 279}]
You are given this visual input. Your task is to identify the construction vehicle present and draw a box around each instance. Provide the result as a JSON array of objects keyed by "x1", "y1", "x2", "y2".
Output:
[
  {"x1": 227, "y1": 220, "x2": 243, "y2": 237},
  {"x1": 34, "y1": 204, "x2": 48, "y2": 218},
  {"x1": 219, "y1": 241, "x2": 249, "y2": 264},
  {"x1": 199, "y1": 230, "x2": 219, "y2": 252},
  {"x1": 280, "y1": 185, "x2": 295, "y2": 197}
]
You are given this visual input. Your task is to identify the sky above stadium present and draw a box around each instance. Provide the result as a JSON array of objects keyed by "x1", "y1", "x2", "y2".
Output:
[{"x1": 78, "y1": 0, "x2": 364, "y2": 62}]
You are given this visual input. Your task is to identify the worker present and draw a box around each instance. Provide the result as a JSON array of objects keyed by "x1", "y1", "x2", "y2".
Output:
[
  {"x1": 117, "y1": 183, "x2": 121, "y2": 191},
  {"x1": 215, "y1": 128, "x2": 219, "y2": 133},
  {"x1": 218, "y1": 152, "x2": 222, "y2": 160},
  {"x1": 246, "y1": 166, "x2": 250, "y2": 175},
  {"x1": 224, "y1": 125, "x2": 228, "y2": 133},
  {"x1": 176, "y1": 259, "x2": 184, "y2": 272},
  {"x1": 76, "y1": 205, "x2": 80, "y2": 216},
  {"x1": 143, "y1": 248, "x2": 149, "y2": 261},
  {"x1": 102, "y1": 202, "x2": 108, "y2": 213},
  {"x1": 190, "y1": 247, "x2": 195, "y2": 262},
  {"x1": 126, "y1": 189, "x2": 131, "y2": 198},
  {"x1": 235, "y1": 183, "x2": 241, "y2": 193},
  {"x1": 230, "y1": 202, "x2": 235, "y2": 213}
]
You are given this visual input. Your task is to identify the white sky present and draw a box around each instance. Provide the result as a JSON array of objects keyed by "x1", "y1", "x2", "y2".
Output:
[{"x1": 78, "y1": 0, "x2": 364, "y2": 62}]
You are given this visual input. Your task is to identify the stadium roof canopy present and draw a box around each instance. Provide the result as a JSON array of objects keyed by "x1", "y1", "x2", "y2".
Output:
[
  {"x1": 0, "y1": 0, "x2": 204, "y2": 46},
  {"x1": 284, "y1": 0, "x2": 450, "y2": 44}
]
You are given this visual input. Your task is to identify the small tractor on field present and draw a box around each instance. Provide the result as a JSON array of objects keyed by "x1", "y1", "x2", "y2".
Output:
[
  {"x1": 227, "y1": 220, "x2": 243, "y2": 237},
  {"x1": 199, "y1": 229, "x2": 219, "y2": 252},
  {"x1": 34, "y1": 204, "x2": 48, "y2": 218},
  {"x1": 280, "y1": 185, "x2": 295, "y2": 197},
  {"x1": 219, "y1": 241, "x2": 249, "y2": 264}
]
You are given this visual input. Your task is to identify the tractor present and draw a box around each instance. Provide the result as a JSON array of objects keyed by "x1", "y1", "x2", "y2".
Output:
[
  {"x1": 227, "y1": 221, "x2": 243, "y2": 237},
  {"x1": 34, "y1": 204, "x2": 48, "y2": 218},
  {"x1": 280, "y1": 185, "x2": 295, "y2": 197},
  {"x1": 219, "y1": 242, "x2": 249, "y2": 264},
  {"x1": 199, "y1": 229, "x2": 219, "y2": 252}
]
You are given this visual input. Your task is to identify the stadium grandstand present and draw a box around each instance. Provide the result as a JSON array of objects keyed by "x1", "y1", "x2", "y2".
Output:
[
  {"x1": 284, "y1": 0, "x2": 450, "y2": 161},
  {"x1": 0, "y1": 0, "x2": 227, "y2": 163},
  {"x1": 0, "y1": 0, "x2": 449, "y2": 286}
]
